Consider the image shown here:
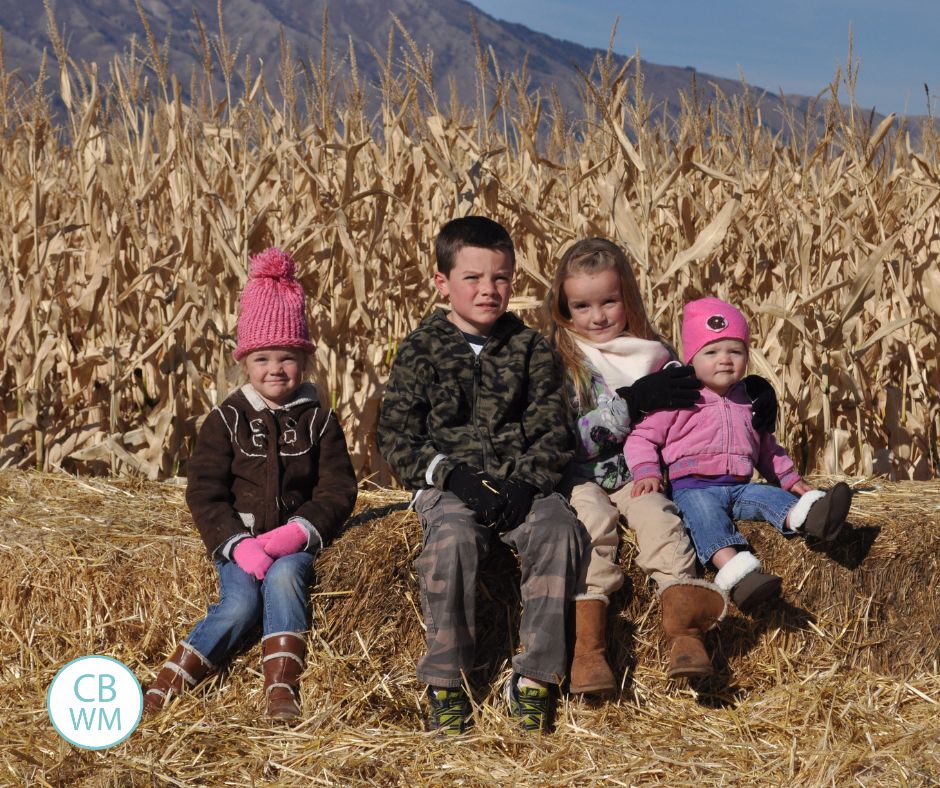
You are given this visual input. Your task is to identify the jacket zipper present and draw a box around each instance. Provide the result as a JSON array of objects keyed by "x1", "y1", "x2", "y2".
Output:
[
  {"x1": 267, "y1": 410, "x2": 282, "y2": 527},
  {"x1": 720, "y1": 396, "x2": 731, "y2": 474},
  {"x1": 471, "y1": 353, "x2": 489, "y2": 471}
]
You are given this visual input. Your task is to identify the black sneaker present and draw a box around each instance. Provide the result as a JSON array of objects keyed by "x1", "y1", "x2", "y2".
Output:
[
  {"x1": 503, "y1": 674, "x2": 554, "y2": 732},
  {"x1": 426, "y1": 686, "x2": 470, "y2": 735}
]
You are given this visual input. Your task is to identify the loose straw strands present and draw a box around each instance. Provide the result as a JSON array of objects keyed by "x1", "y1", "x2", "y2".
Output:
[{"x1": 0, "y1": 469, "x2": 938, "y2": 784}]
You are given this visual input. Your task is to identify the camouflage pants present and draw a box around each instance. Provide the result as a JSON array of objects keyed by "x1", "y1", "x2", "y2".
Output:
[{"x1": 412, "y1": 488, "x2": 588, "y2": 689}]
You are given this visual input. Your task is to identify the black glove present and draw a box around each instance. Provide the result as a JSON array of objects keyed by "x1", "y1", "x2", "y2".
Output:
[
  {"x1": 743, "y1": 374, "x2": 778, "y2": 433},
  {"x1": 615, "y1": 365, "x2": 703, "y2": 423},
  {"x1": 493, "y1": 479, "x2": 540, "y2": 533},
  {"x1": 444, "y1": 463, "x2": 505, "y2": 524}
]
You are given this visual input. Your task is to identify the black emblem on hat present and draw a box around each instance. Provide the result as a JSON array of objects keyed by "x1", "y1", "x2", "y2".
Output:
[{"x1": 706, "y1": 315, "x2": 727, "y2": 331}]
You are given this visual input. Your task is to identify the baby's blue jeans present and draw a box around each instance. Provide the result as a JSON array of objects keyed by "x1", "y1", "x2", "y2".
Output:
[
  {"x1": 672, "y1": 482, "x2": 798, "y2": 566},
  {"x1": 184, "y1": 552, "x2": 314, "y2": 665}
]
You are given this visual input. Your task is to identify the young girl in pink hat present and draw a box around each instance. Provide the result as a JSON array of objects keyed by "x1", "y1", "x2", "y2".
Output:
[
  {"x1": 144, "y1": 248, "x2": 357, "y2": 720},
  {"x1": 625, "y1": 296, "x2": 852, "y2": 613}
]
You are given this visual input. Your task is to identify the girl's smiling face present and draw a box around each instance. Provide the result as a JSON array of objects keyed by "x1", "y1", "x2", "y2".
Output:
[
  {"x1": 242, "y1": 347, "x2": 306, "y2": 406},
  {"x1": 562, "y1": 268, "x2": 628, "y2": 343}
]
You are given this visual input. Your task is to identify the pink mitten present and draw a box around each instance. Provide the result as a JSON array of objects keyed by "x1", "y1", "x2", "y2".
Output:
[
  {"x1": 232, "y1": 537, "x2": 274, "y2": 580},
  {"x1": 257, "y1": 521, "x2": 308, "y2": 559}
]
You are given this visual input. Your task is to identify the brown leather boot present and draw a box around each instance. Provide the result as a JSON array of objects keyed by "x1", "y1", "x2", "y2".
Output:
[
  {"x1": 143, "y1": 643, "x2": 214, "y2": 714},
  {"x1": 660, "y1": 581, "x2": 727, "y2": 680},
  {"x1": 569, "y1": 599, "x2": 616, "y2": 694},
  {"x1": 262, "y1": 632, "x2": 306, "y2": 720}
]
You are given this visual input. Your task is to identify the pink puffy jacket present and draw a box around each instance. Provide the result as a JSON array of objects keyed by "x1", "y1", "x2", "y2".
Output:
[{"x1": 623, "y1": 381, "x2": 801, "y2": 490}]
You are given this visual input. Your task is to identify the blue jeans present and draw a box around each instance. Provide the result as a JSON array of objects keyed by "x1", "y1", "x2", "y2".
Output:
[
  {"x1": 672, "y1": 483, "x2": 798, "y2": 566},
  {"x1": 184, "y1": 552, "x2": 315, "y2": 665}
]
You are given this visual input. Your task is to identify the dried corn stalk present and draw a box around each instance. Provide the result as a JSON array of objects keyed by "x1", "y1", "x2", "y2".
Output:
[{"x1": 0, "y1": 14, "x2": 937, "y2": 482}]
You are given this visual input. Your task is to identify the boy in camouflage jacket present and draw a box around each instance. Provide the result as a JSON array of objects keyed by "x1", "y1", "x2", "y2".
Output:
[{"x1": 378, "y1": 216, "x2": 588, "y2": 734}]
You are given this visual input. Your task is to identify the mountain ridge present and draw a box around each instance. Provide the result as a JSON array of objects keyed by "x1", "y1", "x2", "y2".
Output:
[{"x1": 0, "y1": 0, "x2": 911, "y2": 138}]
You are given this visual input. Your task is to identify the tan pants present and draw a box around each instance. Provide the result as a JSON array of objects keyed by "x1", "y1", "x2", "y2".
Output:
[{"x1": 569, "y1": 480, "x2": 698, "y2": 597}]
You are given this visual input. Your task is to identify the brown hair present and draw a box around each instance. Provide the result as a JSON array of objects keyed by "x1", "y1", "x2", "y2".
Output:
[
  {"x1": 546, "y1": 238, "x2": 659, "y2": 407},
  {"x1": 434, "y1": 216, "x2": 515, "y2": 275}
]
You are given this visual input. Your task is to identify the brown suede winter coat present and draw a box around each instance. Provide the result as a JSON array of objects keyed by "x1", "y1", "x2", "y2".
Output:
[{"x1": 185, "y1": 382, "x2": 358, "y2": 558}]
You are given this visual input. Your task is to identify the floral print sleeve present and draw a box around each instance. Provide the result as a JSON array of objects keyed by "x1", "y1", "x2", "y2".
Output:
[
  {"x1": 575, "y1": 393, "x2": 630, "y2": 460},
  {"x1": 567, "y1": 374, "x2": 633, "y2": 491}
]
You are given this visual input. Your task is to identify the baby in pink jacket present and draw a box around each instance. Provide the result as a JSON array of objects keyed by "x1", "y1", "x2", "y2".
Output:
[{"x1": 624, "y1": 297, "x2": 852, "y2": 613}]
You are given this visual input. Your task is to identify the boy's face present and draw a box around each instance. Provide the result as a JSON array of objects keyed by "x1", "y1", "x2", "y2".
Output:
[
  {"x1": 691, "y1": 339, "x2": 748, "y2": 396},
  {"x1": 433, "y1": 246, "x2": 513, "y2": 336},
  {"x1": 242, "y1": 347, "x2": 306, "y2": 406}
]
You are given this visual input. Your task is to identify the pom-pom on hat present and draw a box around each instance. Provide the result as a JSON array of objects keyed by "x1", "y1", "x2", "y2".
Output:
[
  {"x1": 681, "y1": 296, "x2": 749, "y2": 363},
  {"x1": 233, "y1": 247, "x2": 315, "y2": 361}
]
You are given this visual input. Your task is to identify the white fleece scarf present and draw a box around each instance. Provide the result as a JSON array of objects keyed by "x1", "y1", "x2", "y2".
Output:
[{"x1": 569, "y1": 329, "x2": 670, "y2": 390}]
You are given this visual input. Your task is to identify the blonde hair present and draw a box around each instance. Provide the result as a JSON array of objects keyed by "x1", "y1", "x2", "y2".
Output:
[{"x1": 546, "y1": 238, "x2": 659, "y2": 408}]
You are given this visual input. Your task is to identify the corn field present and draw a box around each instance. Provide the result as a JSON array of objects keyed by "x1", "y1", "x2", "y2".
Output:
[{"x1": 0, "y1": 10, "x2": 938, "y2": 484}]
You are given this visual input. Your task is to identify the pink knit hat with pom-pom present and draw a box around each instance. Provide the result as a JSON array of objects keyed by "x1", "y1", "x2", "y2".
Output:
[
  {"x1": 681, "y1": 296, "x2": 749, "y2": 363},
  {"x1": 234, "y1": 248, "x2": 315, "y2": 361}
]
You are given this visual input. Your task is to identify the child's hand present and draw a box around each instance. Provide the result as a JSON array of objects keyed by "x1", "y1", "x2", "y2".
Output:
[
  {"x1": 616, "y1": 366, "x2": 702, "y2": 423},
  {"x1": 789, "y1": 479, "x2": 813, "y2": 496},
  {"x1": 631, "y1": 478, "x2": 662, "y2": 497},
  {"x1": 493, "y1": 479, "x2": 539, "y2": 532},
  {"x1": 233, "y1": 537, "x2": 274, "y2": 580},
  {"x1": 445, "y1": 463, "x2": 505, "y2": 524},
  {"x1": 743, "y1": 374, "x2": 778, "y2": 432},
  {"x1": 258, "y1": 521, "x2": 308, "y2": 558}
]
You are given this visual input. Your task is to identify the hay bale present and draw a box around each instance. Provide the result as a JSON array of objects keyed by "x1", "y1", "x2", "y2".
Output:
[
  {"x1": 1, "y1": 470, "x2": 938, "y2": 785},
  {"x1": 319, "y1": 477, "x2": 940, "y2": 685}
]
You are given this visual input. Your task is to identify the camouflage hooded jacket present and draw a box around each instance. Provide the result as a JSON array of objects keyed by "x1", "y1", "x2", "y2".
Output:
[{"x1": 378, "y1": 309, "x2": 574, "y2": 493}]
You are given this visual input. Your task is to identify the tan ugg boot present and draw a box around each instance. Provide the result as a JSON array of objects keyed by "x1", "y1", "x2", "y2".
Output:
[
  {"x1": 143, "y1": 642, "x2": 214, "y2": 714},
  {"x1": 262, "y1": 632, "x2": 306, "y2": 720},
  {"x1": 660, "y1": 581, "x2": 727, "y2": 680},
  {"x1": 569, "y1": 598, "x2": 616, "y2": 694}
]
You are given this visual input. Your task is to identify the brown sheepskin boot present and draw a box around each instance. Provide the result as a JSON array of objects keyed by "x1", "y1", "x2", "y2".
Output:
[
  {"x1": 143, "y1": 642, "x2": 214, "y2": 714},
  {"x1": 569, "y1": 599, "x2": 617, "y2": 694},
  {"x1": 262, "y1": 632, "x2": 306, "y2": 720},
  {"x1": 660, "y1": 581, "x2": 727, "y2": 680},
  {"x1": 789, "y1": 482, "x2": 852, "y2": 542}
]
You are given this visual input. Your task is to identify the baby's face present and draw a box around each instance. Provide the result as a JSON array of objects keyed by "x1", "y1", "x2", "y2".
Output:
[
  {"x1": 242, "y1": 347, "x2": 306, "y2": 406},
  {"x1": 691, "y1": 339, "x2": 747, "y2": 395}
]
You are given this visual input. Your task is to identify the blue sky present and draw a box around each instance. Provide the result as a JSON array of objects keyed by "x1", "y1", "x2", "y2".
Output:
[{"x1": 469, "y1": 0, "x2": 939, "y2": 116}]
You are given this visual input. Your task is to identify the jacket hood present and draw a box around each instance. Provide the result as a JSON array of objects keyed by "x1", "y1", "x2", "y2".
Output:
[{"x1": 424, "y1": 308, "x2": 524, "y2": 343}]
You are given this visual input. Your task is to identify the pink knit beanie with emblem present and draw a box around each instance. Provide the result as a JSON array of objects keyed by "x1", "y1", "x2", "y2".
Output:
[
  {"x1": 681, "y1": 296, "x2": 750, "y2": 363},
  {"x1": 233, "y1": 247, "x2": 315, "y2": 361}
]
